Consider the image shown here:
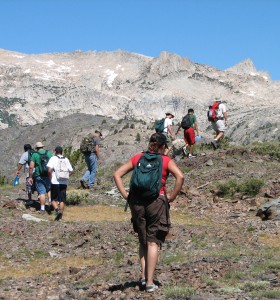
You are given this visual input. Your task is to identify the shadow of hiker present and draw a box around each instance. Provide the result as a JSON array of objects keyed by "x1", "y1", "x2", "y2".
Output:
[
  {"x1": 16, "y1": 197, "x2": 53, "y2": 214},
  {"x1": 108, "y1": 279, "x2": 161, "y2": 292},
  {"x1": 108, "y1": 280, "x2": 144, "y2": 292}
]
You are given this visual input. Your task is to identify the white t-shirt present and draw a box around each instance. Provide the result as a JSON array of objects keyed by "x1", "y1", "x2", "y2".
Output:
[
  {"x1": 216, "y1": 103, "x2": 227, "y2": 119},
  {"x1": 164, "y1": 118, "x2": 172, "y2": 133},
  {"x1": 18, "y1": 151, "x2": 29, "y2": 178},
  {"x1": 47, "y1": 155, "x2": 73, "y2": 185}
]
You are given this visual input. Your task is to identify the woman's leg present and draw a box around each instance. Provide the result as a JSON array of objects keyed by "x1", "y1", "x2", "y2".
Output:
[
  {"x1": 146, "y1": 241, "x2": 159, "y2": 286},
  {"x1": 139, "y1": 243, "x2": 147, "y2": 280}
]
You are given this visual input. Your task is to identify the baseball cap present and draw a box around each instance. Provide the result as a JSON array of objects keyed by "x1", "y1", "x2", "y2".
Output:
[{"x1": 54, "y1": 146, "x2": 63, "y2": 153}]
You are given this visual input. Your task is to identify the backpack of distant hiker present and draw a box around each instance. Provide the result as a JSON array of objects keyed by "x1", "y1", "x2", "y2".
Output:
[
  {"x1": 181, "y1": 115, "x2": 192, "y2": 129},
  {"x1": 38, "y1": 150, "x2": 50, "y2": 176},
  {"x1": 207, "y1": 101, "x2": 220, "y2": 122},
  {"x1": 27, "y1": 149, "x2": 36, "y2": 166},
  {"x1": 154, "y1": 118, "x2": 165, "y2": 133},
  {"x1": 55, "y1": 156, "x2": 70, "y2": 180},
  {"x1": 129, "y1": 152, "x2": 163, "y2": 200},
  {"x1": 80, "y1": 136, "x2": 96, "y2": 154}
]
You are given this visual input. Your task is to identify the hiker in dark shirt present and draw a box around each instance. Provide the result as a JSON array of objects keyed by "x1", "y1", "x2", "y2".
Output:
[
  {"x1": 80, "y1": 130, "x2": 102, "y2": 189},
  {"x1": 113, "y1": 133, "x2": 184, "y2": 292}
]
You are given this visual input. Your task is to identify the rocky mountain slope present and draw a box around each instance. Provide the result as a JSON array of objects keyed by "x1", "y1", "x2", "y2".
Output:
[
  {"x1": 0, "y1": 49, "x2": 279, "y2": 144},
  {"x1": 0, "y1": 142, "x2": 279, "y2": 300}
]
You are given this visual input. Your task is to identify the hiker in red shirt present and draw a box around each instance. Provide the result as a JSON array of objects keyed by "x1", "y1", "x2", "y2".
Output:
[{"x1": 113, "y1": 133, "x2": 184, "y2": 293}]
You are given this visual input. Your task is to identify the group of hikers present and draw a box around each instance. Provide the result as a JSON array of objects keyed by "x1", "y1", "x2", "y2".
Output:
[
  {"x1": 113, "y1": 99, "x2": 228, "y2": 292},
  {"x1": 157, "y1": 99, "x2": 228, "y2": 158},
  {"x1": 16, "y1": 142, "x2": 73, "y2": 221},
  {"x1": 15, "y1": 99, "x2": 227, "y2": 292}
]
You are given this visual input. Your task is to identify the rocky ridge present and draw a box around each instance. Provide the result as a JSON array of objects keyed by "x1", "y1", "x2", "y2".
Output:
[{"x1": 0, "y1": 49, "x2": 279, "y2": 144}]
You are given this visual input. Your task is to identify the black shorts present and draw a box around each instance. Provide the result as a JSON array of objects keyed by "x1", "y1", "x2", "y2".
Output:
[
  {"x1": 129, "y1": 195, "x2": 170, "y2": 247},
  {"x1": 51, "y1": 184, "x2": 67, "y2": 203}
]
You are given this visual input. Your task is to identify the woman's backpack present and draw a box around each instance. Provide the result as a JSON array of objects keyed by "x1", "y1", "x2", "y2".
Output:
[{"x1": 129, "y1": 152, "x2": 163, "y2": 200}]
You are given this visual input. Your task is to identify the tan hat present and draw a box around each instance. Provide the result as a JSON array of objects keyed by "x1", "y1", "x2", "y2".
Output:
[
  {"x1": 165, "y1": 112, "x2": 175, "y2": 118},
  {"x1": 35, "y1": 142, "x2": 44, "y2": 149}
]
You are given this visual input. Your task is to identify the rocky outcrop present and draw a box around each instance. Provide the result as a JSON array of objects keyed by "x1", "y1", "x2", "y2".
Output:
[{"x1": 0, "y1": 49, "x2": 279, "y2": 144}]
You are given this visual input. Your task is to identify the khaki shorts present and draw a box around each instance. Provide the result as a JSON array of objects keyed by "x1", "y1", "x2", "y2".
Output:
[
  {"x1": 163, "y1": 132, "x2": 173, "y2": 145},
  {"x1": 212, "y1": 120, "x2": 226, "y2": 132},
  {"x1": 129, "y1": 195, "x2": 170, "y2": 246}
]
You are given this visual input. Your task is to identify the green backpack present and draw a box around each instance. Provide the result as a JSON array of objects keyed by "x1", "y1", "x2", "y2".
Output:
[
  {"x1": 129, "y1": 152, "x2": 163, "y2": 200},
  {"x1": 154, "y1": 118, "x2": 165, "y2": 133},
  {"x1": 38, "y1": 150, "x2": 50, "y2": 176}
]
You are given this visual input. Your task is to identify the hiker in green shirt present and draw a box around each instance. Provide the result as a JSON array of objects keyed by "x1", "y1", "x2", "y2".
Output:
[
  {"x1": 176, "y1": 108, "x2": 200, "y2": 158},
  {"x1": 29, "y1": 142, "x2": 53, "y2": 214}
]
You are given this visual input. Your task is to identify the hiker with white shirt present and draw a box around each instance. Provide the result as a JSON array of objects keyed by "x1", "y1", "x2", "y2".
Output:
[{"x1": 47, "y1": 146, "x2": 73, "y2": 221}]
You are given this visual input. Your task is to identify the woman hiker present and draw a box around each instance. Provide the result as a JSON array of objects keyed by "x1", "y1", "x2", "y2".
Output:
[{"x1": 113, "y1": 132, "x2": 184, "y2": 292}]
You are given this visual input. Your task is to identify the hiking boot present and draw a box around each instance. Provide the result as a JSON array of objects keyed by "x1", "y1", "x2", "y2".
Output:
[
  {"x1": 80, "y1": 180, "x2": 89, "y2": 189},
  {"x1": 55, "y1": 210, "x2": 62, "y2": 221},
  {"x1": 188, "y1": 153, "x2": 197, "y2": 158},
  {"x1": 25, "y1": 200, "x2": 34, "y2": 206},
  {"x1": 146, "y1": 283, "x2": 158, "y2": 292},
  {"x1": 182, "y1": 146, "x2": 189, "y2": 156},
  {"x1": 211, "y1": 140, "x2": 218, "y2": 150},
  {"x1": 140, "y1": 278, "x2": 146, "y2": 286},
  {"x1": 38, "y1": 210, "x2": 46, "y2": 215}
]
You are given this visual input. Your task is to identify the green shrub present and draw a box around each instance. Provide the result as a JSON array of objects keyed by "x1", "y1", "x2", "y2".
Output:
[
  {"x1": 66, "y1": 190, "x2": 90, "y2": 205},
  {"x1": 239, "y1": 178, "x2": 264, "y2": 196},
  {"x1": 123, "y1": 123, "x2": 129, "y2": 129},
  {"x1": 219, "y1": 136, "x2": 231, "y2": 148},
  {"x1": 240, "y1": 280, "x2": 269, "y2": 292},
  {"x1": 217, "y1": 178, "x2": 264, "y2": 198},
  {"x1": 164, "y1": 286, "x2": 195, "y2": 299},
  {"x1": 0, "y1": 173, "x2": 7, "y2": 186},
  {"x1": 136, "y1": 133, "x2": 141, "y2": 142},
  {"x1": 63, "y1": 147, "x2": 82, "y2": 167},
  {"x1": 251, "y1": 141, "x2": 280, "y2": 160}
]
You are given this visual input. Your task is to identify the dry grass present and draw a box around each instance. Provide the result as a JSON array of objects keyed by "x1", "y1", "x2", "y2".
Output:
[
  {"x1": 64, "y1": 205, "x2": 131, "y2": 222},
  {"x1": 63, "y1": 205, "x2": 213, "y2": 226},
  {"x1": 258, "y1": 233, "x2": 280, "y2": 250},
  {"x1": 170, "y1": 210, "x2": 213, "y2": 226},
  {"x1": 0, "y1": 256, "x2": 101, "y2": 279}
]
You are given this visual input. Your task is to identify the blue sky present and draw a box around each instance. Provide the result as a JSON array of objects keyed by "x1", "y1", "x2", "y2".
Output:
[{"x1": 1, "y1": 0, "x2": 280, "y2": 80}]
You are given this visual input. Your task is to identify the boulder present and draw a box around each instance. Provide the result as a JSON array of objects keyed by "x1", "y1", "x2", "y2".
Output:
[{"x1": 256, "y1": 198, "x2": 280, "y2": 220}]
